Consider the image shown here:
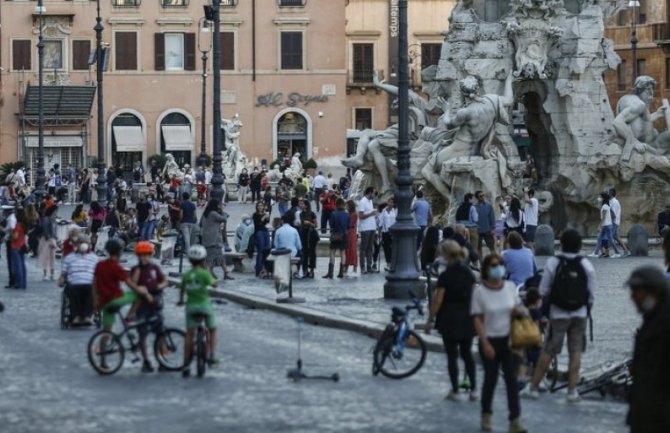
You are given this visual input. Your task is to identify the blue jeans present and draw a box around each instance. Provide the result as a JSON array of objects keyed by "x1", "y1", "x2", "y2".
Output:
[
  {"x1": 255, "y1": 230, "x2": 269, "y2": 276},
  {"x1": 278, "y1": 202, "x2": 289, "y2": 217},
  {"x1": 140, "y1": 220, "x2": 156, "y2": 241},
  {"x1": 594, "y1": 224, "x2": 618, "y2": 255},
  {"x1": 10, "y1": 248, "x2": 26, "y2": 289}
]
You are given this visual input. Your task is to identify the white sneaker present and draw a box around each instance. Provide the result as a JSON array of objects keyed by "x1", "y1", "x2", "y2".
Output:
[
  {"x1": 349, "y1": 271, "x2": 359, "y2": 278},
  {"x1": 566, "y1": 390, "x2": 581, "y2": 403},
  {"x1": 586, "y1": 253, "x2": 599, "y2": 258},
  {"x1": 611, "y1": 254, "x2": 622, "y2": 258},
  {"x1": 519, "y1": 383, "x2": 539, "y2": 399},
  {"x1": 444, "y1": 390, "x2": 460, "y2": 402},
  {"x1": 469, "y1": 390, "x2": 479, "y2": 402}
]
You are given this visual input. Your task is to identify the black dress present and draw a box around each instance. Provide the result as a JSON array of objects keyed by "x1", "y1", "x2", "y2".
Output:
[{"x1": 435, "y1": 262, "x2": 476, "y2": 340}]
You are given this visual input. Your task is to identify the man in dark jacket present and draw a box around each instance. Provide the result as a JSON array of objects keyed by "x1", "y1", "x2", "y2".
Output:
[
  {"x1": 626, "y1": 266, "x2": 670, "y2": 433},
  {"x1": 657, "y1": 205, "x2": 670, "y2": 236}
]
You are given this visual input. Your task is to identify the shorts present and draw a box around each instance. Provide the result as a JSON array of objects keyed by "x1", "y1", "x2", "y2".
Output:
[
  {"x1": 543, "y1": 317, "x2": 587, "y2": 356},
  {"x1": 100, "y1": 291, "x2": 139, "y2": 327},
  {"x1": 91, "y1": 219, "x2": 103, "y2": 235},
  {"x1": 186, "y1": 304, "x2": 216, "y2": 330},
  {"x1": 478, "y1": 232, "x2": 495, "y2": 250},
  {"x1": 525, "y1": 225, "x2": 537, "y2": 242}
]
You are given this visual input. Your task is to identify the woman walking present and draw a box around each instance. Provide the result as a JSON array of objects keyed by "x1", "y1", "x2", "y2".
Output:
[
  {"x1": 324, "y1": 198, "x2": 349, "y2": 279},
  {"x1": 471, "y1": 254, "x2": 527, "y2": 433},
  {"x1": 201, "y1": 199, "x2": 234, "y2": 281},
  {"x1": 344, "y1": 200, "x2": 359, "y2": 277},
  {"x1": 253, "y1": 201, "x2": 271, "y2": 278},
  {"x1": 9, "y1": 208, "x2": 27, "y2": 289},
  {"x1": 299, "y1": 200, "x2": 318, "y2": 279},
  {"x1": 504, "y1": 197, "x2": 525, "y2": 238},
  {"x1": 425, "y1": 240, "x2": 477, "y2": 401},
  {"x1": 25, "y1": 204, "x2": 40, "y2": 256},
  {"x1": 38, "y1": 205, "x2": 58, "y2": 281},
  {"x1": 88, "y1": 201, "x2": 106, "y2": 247},
  {"x1": 594, "y1": 192, "x2": 615, "y2": 258}
]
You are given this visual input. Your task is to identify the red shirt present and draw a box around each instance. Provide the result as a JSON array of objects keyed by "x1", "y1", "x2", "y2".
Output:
[
  {"x1": 131, "y1": 263, "x2": 165, "y2": 294},
  {"x1": 62, "y1": 239, "x2": 75, "y2": 257},
  {"x1": 94, "y1": 258, "x2": 128, "y2": 307},
  {"x1": 10, "y1": 223, "x2": 25, "y2": 250}
]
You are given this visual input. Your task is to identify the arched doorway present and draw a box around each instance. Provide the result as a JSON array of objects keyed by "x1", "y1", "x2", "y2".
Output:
[
  {"x1": 111, "y1": 112, "x2": 145, "y2": 180},
  {"x1": 159, "y1": 112, "x2": 194, "y2": 167},
  {"x1": 273, "y1": 108, "x2": 312, "y2": 163}
]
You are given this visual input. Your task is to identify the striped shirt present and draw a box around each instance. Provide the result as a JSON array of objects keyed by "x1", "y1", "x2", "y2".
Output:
[{"x1": 62, "y1": 253, "x2": 99, "y2": 285}]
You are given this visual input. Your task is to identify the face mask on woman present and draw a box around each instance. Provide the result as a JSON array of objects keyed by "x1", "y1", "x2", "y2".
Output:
[{"x1": 489, "y1": 264, "x2": 506, "y2": 281}]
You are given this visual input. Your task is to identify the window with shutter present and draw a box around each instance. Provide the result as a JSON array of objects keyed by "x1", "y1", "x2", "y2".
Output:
[
  {"x1": 281, "y1": 32, "x2": 303, "y2": 70},
  {"x1": 12, "y1": 40, "x2": 32, "y2": 71},
  {"x1": 72, "y1": 40, "x2": 91, "y2": 71},
  {"x1": 115, "y1": 32, "x2": 138, "y2": 71},
  {"x1": 221, "y1": 32, "x2": 235, "y2": 70},
  {"x1": 420, "y1": 43, "x2": 441, "y2": 70},
  {"x1": 184, "y1": 33, "x2": 196, "y2": 71},
  {"x1": 155, "y1": 33, "x2": 165, "y2": 71},
  {"x1": 352, "y1": 43, "x2": 374, "y2": 83}
]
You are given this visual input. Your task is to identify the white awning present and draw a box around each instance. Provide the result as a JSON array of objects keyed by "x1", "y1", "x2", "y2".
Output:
[
  {"x1": 161, "y1": 125, "x2": 194, "y2": 151},
  {"x1": 24, "y1": 135, "x2": 83, "y2": 148},
  {"x1": 113, "y1": 126, "x2": 145, "y2": 152}
]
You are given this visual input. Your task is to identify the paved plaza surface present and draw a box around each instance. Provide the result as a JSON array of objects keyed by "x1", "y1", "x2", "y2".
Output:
[{"x1": 1, "y1": 261, "x2": 629, "y2": 433}]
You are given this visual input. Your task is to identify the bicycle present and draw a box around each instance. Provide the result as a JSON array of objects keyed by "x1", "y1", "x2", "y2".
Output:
[
  {"x1": 548, "y1": 357, "x2": 632, "y2": 399},
  {"x1": 372, "y1": 296, "x2": 427, "y2": 379},
  {"x1": 87, "y1": 308, "x2": 185, "y2": 375},
  {"x1": 188, "y1": 312, "x2": 211, "y2": 378}
]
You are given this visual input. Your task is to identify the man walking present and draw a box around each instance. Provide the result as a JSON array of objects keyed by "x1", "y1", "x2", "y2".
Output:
[
  {"x1": 609, "y1": 188, "x2": 631, "y2": 257},
  {"x1": 625, "y1": 266, "x2": 670, "y2": 433},
  {"x1": 380, "y1": 197, "x2": 397, "y2": 270},
  {"x1": 179, "y1": 192, "x2": 198, "y2": 251},
  {"x1": 358, "y1": 187, "x2": 378, "y2": 274},
  {"x1": 523, "y1": 188, "x2": 539, "y2": 249},
  {"x1": 312, "y1": 171, "x2": 327, "y2": 212},
  {"x1": 411, "y1": 190, "x2": 432, "y2": 250},
  {"x1": 136, "y1": 193, "x2": 151, "y2": 241},
  {"x1": 521, "y1": 229, "x2": 596, "y2": 403},
  {"x1": 474, "y1": 190, "x2": 496, "y2": 257}
]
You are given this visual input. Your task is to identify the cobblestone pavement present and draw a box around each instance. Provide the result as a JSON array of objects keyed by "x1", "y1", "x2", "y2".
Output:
[{"x1": 0, "y1": 260, "x2": 629, "y2": 433}]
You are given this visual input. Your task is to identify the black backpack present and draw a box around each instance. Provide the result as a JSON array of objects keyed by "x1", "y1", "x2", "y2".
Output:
[
  {"x1": 550, "y1": 256, "x2": 589, "y2": 311},
  {"x1": 455, "y1": 203, "x2": 471, "y2": 221}
]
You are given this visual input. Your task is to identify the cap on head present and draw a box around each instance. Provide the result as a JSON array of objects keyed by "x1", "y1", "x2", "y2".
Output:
[{"x1": 626, "y1": 266, "x2": 668, "y2": 292}]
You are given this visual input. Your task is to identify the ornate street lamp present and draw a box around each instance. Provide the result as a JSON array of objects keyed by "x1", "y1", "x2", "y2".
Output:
[
  {"x1": 384, "y1": 0, "x2": 422, "y2": 299},
  {"x1": 94, "y1": 0, "x2": 107, "y2": 207},
  {"x1": 197, "y1": 18, "x2": 212, "y2": 169},
  {"x1": 34, "y1": 0, "x2": 47, "y2": 200},
  {"x1": 205, "y1": 1, "x2": 224, "y2": 203},
  {"x1": 629, "y1": 0, "x2": 640, "y2": 85}
]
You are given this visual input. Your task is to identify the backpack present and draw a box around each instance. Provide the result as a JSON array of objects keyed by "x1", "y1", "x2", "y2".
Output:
[
  {"x1": 550, "y1": 256, "x2": 589, "y2": 311},
  {"x1": 455, "y1": 203, "x2": 470, "y2": 221}
]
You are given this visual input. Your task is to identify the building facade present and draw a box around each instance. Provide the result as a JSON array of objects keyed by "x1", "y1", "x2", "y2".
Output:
[
  {"x1": 344, "y1": 0, "x2": 455, "y2": 146},
  {"x1": 604, "y1": 1, "x2": 670, "y2": 113},
  {"x1": 0, "y1": 0, "x2": 347, "y2": 176}
]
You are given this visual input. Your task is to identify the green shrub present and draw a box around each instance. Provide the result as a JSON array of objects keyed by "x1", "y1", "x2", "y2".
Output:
[
  {"x1": 0, "y1": 161, "x2": 25, "y2": 181},
  {"x1": 303, "y1": 158, "x2": 317, "y2": 170},
  {"x1": 147, "y1": 154, "x2": 167, "y2": 170}
]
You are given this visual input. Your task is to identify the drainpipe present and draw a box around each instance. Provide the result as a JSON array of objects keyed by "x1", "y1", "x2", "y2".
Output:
[{"x1": 252, "y1": 0, "x2": 256, "y2": 82}]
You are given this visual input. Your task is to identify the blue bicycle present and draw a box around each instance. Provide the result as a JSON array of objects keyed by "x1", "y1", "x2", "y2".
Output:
[{"x1": 372, "y1": 297, "x2": 427, "y2": 379}]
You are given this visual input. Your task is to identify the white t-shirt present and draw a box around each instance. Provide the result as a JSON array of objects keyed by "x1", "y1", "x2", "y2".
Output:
[
  {"x1": 358, "y1": 196, "x2": 376, "y2": 232},
  {"x1": 601, "y1": 203, "x2": 612, "y2": 226},
  {"x1": 470, "y1": 281, "x2": 520, "y2": 338},
  {"x1": 313, "y1": 175, "x2": 327, "y2": 189},
  {"x1": 524, "y1": 197, "x2": 539, "y2": 226},
  {"x1": 610, "y1": 197, "x2": 622, "y2": 225}
]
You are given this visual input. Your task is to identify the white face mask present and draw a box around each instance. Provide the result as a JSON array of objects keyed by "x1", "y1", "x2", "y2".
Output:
[{"x1": 640, "y1": 296, "x2": 658, "y2": 314}]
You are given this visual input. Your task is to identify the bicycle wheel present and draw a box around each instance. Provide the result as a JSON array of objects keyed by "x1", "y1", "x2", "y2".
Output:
[
  {"x1": 60, "y1": 290, "x2": 70, "y2": 330},
  {"x1": 373, "y1": 330, "x2": 427, "y2": 379},
  {"x1": 548, "y1": 356, "x2": 568, "y2": 392},
  {"x1": 372, "y1": 326, "x2": 394, "y2": 376},
  {"x1": 196, "y1": 328, "x2": 207, "y2": 378},
  {"x1": 87, "y1": 330, "x2": 125, "y2": 375},
  {"x1": 154, "y1": 328, "x2": 186, "y2": 371}
]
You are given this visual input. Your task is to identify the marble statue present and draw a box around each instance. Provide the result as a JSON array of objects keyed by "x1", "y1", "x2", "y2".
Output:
[
  {"x1": 162, "y1": 153, "x2": 184, "y2": 181},
  {"x1": 221, "y1": 115, "x2": 251, "y2": 179},
  {"x1": 290, "y1": 153, "x2": 304, "y2": 175},
  {"x1": 267, "y1": 164, "x2": 282, "y2": 183}
]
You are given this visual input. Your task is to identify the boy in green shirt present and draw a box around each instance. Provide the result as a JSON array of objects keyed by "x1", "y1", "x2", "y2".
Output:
[{"x1": 178, "y1": 245, "x2": 218, "y2": 377}]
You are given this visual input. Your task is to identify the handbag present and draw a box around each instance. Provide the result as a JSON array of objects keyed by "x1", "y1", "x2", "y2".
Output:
[
  {"x1": 330, "y1": 232, "x2": 344, "y2": 242},
  {"x1": 510, "y1": 315, "x2": 541, "y2": 349}
]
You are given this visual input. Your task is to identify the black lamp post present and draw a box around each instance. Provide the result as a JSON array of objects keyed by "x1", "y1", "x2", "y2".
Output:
[
  {"x1": 197, "y1": 18, "x2": 212, "y2": 169},
  {"x1": 629, "y1": 0, "x2": 640, "y2": 86},
  {"x1": 384, "y1": 0, "x2": 422, "y2": 299},
  {"x1": 205, "y1": 1, "x2": 224, "y2": 203},
  {"x1": 34, "y1": 0, "x2": 47, "y2": 200},
  {"x1": 94, "y1": 0, "x2": 107, "y2": 207}
]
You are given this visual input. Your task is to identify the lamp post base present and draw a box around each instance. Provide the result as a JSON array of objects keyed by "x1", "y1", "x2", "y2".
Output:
[
  {"x1": 383, "y1": 222, "x2": 423, "y2": 299},
  {"x1": 384, "y1": 279, "x2": 426, "y2": 300}
]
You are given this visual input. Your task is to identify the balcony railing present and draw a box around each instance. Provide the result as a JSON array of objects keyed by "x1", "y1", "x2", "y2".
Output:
[
  {"x1": 278, "y1": 0, "x2": 305, "y2": 6},
  {"x1": 347, "y1": 70, "x2": 384, "y2": 93},
  {"x1": 112, "y1": 0, "x2": 141, "y2": 7},
  {"x1": 652, "y1": 23, "x2": 670, "y2": 42},
  {"x1": 221, "y1": 0, "x2": 238, "y2": 6},
  {"x1": 161, "y1": 0, "x2": 189, "y2": 7}
]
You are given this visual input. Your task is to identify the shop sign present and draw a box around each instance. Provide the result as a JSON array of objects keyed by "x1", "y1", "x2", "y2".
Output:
[{"x1": 256, "y1": 92, "x2": 329, "y2": 108}]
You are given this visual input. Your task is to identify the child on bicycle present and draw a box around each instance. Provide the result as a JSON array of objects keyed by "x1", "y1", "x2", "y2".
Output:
[
  {"x1": 93, "y1": 239, "x2": 152, "y2": 334},
  {"x1": 178, "y1": 244, "x2": 218, "y2": 377},
  {"x1": 128, "y1": 241, "x2": 168, "y2": 373}
]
